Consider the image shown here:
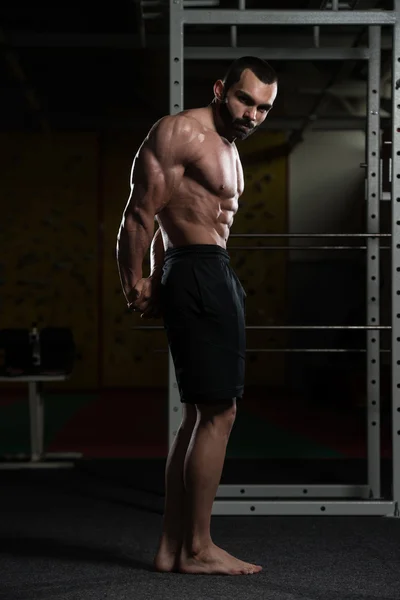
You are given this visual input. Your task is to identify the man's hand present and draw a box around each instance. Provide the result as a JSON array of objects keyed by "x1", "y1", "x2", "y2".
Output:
[{"x1": 128, "y1": 276, "x2": 162, "y2": 319}]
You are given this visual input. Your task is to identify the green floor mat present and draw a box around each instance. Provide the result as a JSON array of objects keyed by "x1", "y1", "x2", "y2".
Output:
[
  {"x1": 0, "y1": 393, "x2": 344, "y2": 459},
  {"x1": 227, "y1": 410, "x2": 343, "y2": 459},
  {"x1": 0, "y1": 394, "x2": 94, "y2": 454}
]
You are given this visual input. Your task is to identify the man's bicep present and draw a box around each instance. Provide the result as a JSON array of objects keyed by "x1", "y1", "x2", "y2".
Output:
[
  {"x1": 124, "y1": 115, "x2": 191, "y2": 221},
  {"x1": 126, "y1": 148, "x2": 181, "y2": 223}
]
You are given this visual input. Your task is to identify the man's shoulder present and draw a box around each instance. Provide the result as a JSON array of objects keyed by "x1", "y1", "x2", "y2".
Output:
[
  {"x1": 143, "y1": 112, "x2": 206, "y2": 163},
  {"x1": 150, "y1": 112, "x2": 202, "y2": 140}
]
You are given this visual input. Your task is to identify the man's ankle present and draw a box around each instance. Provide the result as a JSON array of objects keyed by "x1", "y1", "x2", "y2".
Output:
[{"x1": 183, "y1": 536, "x2": 213, "y2": 557}]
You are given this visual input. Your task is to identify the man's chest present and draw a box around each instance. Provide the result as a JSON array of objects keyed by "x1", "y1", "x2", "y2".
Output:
[{"x1": 187, "y1": 142, "x2": 244, "y2": 199}]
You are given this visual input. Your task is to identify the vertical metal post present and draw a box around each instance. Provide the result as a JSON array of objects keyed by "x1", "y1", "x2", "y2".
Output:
[
  {"x1": 37, "y1": 383, "x2": 44, "y2": 457},
  {"x1": 313, "y1": 26, "x2": 320, "y2": 48},
  {"x1": 170, "y1": 0, "x2": 184, "y2": 117},
  {"x1": 169, "y1": 0, "x2": 184, "y2": 448},
  {"x1": 28, "y1": 382, "x2": 44, "y2": 462},
  {"x1": 366, "y1": 26, "x2": 381, "y2": 499},
  {"x1": 230, "y1": 0, "x2": 245, "y2": 49},
  {"x1": 137, "y1": 1, "x2": 147, "y2": 48},
  {"x1": 391, "y1": 0, "x2": 400, "y2": 516}
]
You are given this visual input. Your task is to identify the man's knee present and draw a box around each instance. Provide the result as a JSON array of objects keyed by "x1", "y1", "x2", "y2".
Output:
[{"x1": 196, "y1": 398, "x2": 237, "y2": 433}]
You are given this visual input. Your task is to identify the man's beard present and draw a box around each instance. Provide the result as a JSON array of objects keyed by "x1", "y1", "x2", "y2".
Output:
[{"x1": 219, "y1": 98, "x2": 257, "y2": 140}]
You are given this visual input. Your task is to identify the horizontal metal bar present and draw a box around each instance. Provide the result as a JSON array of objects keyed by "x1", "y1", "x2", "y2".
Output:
[
  {"x1": 229, "y1": 233, "x2": 391, "y2": 238},
  {"x1": 0, "y1": 461, "x2": 75, "y2": 470},
  {"x1": 183, "y1": 10, "x2": 397, "y2": 27},
  {"x1": 5, "y1": 30, "x2": 394, "y2": 50},
  {"x1": 217, "y1": 484, "x2": 370, "y2": 499},
  {"x1": 229, "y1": 245, "x2": 391, "y2": 250},
  {"x1": 262, "y1": 117, "x2": 391, "y2": 131},
  {"x1": 212, "y1": 500, "x2": 395, "y2": 516},
  {"x1": 244, "y1": 349, "x2": 390, "y2": 353},
  {"x1": 0, "y1": 375, "x2": 68, "y2": 382},
  {"x1": 142, "y1": 12, "x2": 162, "y2": 19},
  {"x1": 141, "y1": 0, "x2": 162, "y2": 6},
  {"x1": 152, "y1": 348, "x2": 390, "y2": 353},
  {"x1": 133, "y1": 326, "x2": 165, "y2": 330},
  {"x1": 184, "y1": 0, "x2": 220, "y2": 5},
  {"x1": 133, "y1": 325, "x2": 390, "y2": 330},
  {"x1": 185, "y1": 46, "x2": 370, "y2": 61},
  {"x1": 245, "y1": 325, "x2": 391, "y2": 330},
  {"x1": 5, "y1": 31, "x2": 393, "y2": 50}
]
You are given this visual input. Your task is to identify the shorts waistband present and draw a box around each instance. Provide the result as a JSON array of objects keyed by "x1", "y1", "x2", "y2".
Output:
[{"x1": 164, "y1": 244, "x2": 230, "y2": 262}]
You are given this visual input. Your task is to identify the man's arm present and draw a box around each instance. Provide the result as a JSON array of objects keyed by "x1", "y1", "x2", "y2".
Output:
[
  {"x1": 116, "y1": 115, "x2": 192, "y2": 306},
  {"x1": 150, "y1": 226, "x2": 165, "y2": 281}
]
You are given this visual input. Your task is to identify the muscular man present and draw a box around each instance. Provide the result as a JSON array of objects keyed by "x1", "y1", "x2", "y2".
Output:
[{"x1": 117, "y1": 56, "x2": 278, "y2": 575}]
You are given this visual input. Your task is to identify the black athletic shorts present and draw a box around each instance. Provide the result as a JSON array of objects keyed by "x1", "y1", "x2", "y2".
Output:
[{"x1": 161, "y1": 244, "x2": 246, "y2": 405}]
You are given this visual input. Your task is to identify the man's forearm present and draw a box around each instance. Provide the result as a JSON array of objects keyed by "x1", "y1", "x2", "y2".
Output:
[
  {"x1": 150, "y1": 226, "x2": 165, "y2": 280},
  {"x1": 116, "y1": 213, "x2": 154, "y2": 303}
]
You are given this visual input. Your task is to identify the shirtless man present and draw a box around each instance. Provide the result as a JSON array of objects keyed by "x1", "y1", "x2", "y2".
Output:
[{"x1": 116, "y1": 56, "x2": 278, "y2": 575}]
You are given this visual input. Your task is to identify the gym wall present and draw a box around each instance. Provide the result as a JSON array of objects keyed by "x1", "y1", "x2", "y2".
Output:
[
  {"x1": 289, "y1": 130, "x2": 366, "y2": 260},
  {"x1": 286, "y1": 130, "x2": 387, "y2": 405},
  {"x1": 0, "y1": 132, "x2": 99, "y2": 389},
  {"x1": 0, "y1": 129, "x2": 288, "y2": 390},
  {"x1": 234, "y1": 131, "x2": 288, "y2": 387}
]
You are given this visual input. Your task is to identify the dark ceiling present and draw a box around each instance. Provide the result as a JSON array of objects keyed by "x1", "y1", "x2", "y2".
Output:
[{"x1": 0, "y1": 0, "x2": 394, "y2": 133}]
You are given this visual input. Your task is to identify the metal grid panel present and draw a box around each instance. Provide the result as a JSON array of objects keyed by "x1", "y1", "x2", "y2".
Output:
[
  {"x1": 216, "y1": 484, "x2": 371, "y2": 499},
  {"x1": 168, "y1": 1, "x2": 399, "y2": 516},
  {"x1": 392, "y1": 0, "x2": 400, "y2": 516},
  {"x1": 185, "y1": 47, "x2": 370, "y2": 61},
  {"x1": 212, "y1": 500, "x2": 395, "y2": 516},
  {"x1": 169, "y1": 0, "x2": 184, "y2": 448},
  {"x1": 170, "y1": 4, "x2": 184, "y2": 117},
  {"x1": 183, "y1": 9, "x2": 396, "y2": 26},
  {"x1": 366, "y1": 26, "x2": 381, "y2": 500}
]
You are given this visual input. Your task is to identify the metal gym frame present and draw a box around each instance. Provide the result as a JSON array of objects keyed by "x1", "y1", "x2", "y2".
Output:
[{"x1": 167, "y1": 1, "x2": 400, "y2": 517}]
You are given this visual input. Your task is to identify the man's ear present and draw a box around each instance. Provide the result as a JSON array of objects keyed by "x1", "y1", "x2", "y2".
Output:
[{"x1": 213, "y1": 79, "x2": 225, "y2": 102}]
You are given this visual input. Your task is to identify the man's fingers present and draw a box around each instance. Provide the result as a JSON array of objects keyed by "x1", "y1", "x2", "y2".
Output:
[
  {"x1": 132, "y1": 297, "x2": 151, "y2": 311},
  {"x1": 140, "y1": 304, "x2": 162, "y2": 319},
  {"x1": 136, "y1": 297, "x2": 149, "y2": 308},
  {"x1": 130, "y1": 281, "x2": 160, "y2": 316},
  {"x1": 141, "y1": 310, "x2": 154, "y2": 319}
]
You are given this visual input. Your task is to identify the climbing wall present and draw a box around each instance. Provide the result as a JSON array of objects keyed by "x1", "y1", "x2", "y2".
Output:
[
  {"x1": 101, "y1": 132, "x2": 168, "y2": 388},
  {"x1": 233, "y1": 131, "x2": 288, "y2": 386},
  {"x1": 0, "y1": 129, "x2": 287, "y2": 392},
  {"x1": 0, "y1": 132, "x2": 99, "y2": 389}
]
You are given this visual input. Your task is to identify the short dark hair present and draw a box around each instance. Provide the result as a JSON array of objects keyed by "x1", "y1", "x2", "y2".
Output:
[{"x1": 222, "y1": 56, "x2": 277, "y2": 95}]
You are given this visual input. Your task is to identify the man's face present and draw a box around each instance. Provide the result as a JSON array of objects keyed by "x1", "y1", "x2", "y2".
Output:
[{"x1": 219, "y1": 69, "x2": 278, "y2": 140}]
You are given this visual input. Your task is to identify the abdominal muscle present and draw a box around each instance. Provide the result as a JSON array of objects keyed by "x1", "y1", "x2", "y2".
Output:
[
  {"x1": 159, "y1": 216, "x2": 229, "y2": 250},
  {"x1": 157, "y1": 191, "x2": 238, "y2": 251}
]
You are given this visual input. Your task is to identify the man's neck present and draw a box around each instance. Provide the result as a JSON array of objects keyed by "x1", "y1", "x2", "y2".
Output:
[{"x1": 209, "y1": 102, "x2": 236, "y2": 143}]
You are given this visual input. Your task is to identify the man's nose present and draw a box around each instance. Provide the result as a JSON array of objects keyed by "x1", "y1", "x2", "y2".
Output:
[{"x1": 244, "y1": 107, "x2": 257, "y2": 121}]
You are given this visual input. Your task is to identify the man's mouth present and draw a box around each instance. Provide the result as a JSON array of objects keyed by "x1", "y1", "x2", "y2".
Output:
[{"x1": 236, "y1": 123, "x2": 252, "y2": 131}]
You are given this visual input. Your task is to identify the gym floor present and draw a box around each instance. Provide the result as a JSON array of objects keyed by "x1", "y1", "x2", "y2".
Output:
[
  {"x1": 0, "y1": 387, "x2": 398, "y2": 599},
  {"x1": 0, "y1": 459, "x2": 399, "y2": 600}
]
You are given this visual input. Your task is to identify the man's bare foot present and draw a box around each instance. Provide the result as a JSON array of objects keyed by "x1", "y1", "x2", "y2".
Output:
[
  {"x1": 178, "y1": 542, "x2": 262, "y2": 575},
  {"x1": 153, "y1": 535, "x2": 182, "y2": 573}
]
